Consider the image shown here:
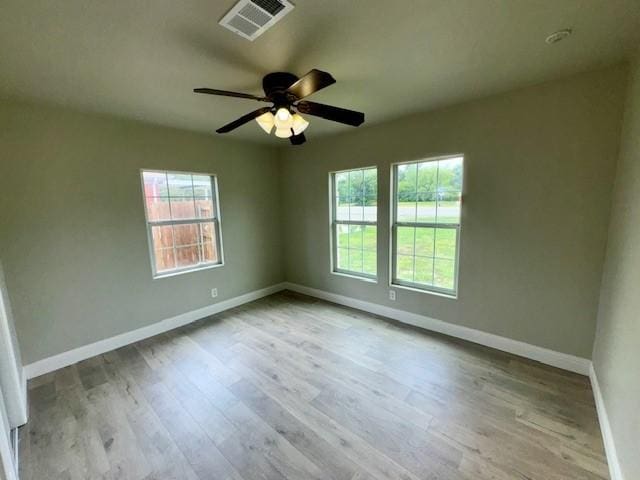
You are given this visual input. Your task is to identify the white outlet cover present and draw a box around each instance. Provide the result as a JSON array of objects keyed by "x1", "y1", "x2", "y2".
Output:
[
  {"x1": 389, "y1": 290, "x2": 396, "y2": 301},
  {"x1": 211, "y1": 288, "x2": 218, "y2": 298}
]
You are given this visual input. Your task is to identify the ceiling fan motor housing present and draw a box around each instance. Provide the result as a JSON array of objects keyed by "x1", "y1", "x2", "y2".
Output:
[{"x1": 263, "y1": 72, "x2": 299, "y2": 107}]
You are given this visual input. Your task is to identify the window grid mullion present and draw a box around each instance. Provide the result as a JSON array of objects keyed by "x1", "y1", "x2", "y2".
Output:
[
  {"x1": 432, "y1": 161, "x2": 440, "y2": 284},
  {"x1": 148, "y1": 218, "x2": 215, "y2": 227},
  {"x1": 171, "y1": 223, "x2": 178, "y2": 269}
]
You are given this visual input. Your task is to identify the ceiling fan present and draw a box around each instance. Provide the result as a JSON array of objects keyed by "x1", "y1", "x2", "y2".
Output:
[{"x1": 194, "y1": 69, "x2": 365, "y2": 145}]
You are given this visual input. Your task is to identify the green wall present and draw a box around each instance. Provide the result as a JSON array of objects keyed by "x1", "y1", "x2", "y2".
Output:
[
  {"x1": 280, "y1": 65, "x2": 627, "y2": 359},
  {"x1": 0, "y1": 102, "x2": 284, "y2": 364},
  {"x1": 593, "y1": 51, "x2": 640, "y2": 479}
]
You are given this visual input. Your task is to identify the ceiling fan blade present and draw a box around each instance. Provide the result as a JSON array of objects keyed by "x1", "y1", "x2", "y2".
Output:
[
  {"x1": 290, "y1": 132, "x2": 306, "y2": 145},
  {"x1": 216, "y1": 107, "x2": 272, "y2": 134},
  {"x1": 194, "y1": 88, "x2": 268, "y2": 102},
  {"x1": 296, "y1": 101, "x2": 364, "y2": 127},
  {"x1": 286, "y1": 69, "x2": 336, "y2": 100}
]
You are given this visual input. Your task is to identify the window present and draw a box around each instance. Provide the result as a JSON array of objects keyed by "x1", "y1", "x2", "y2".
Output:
[
  {"x1": 140, "y1": 170, "x2": 223, "y2": 277},
  {"x1": 391, "y1": 156, "x2": 463, "y2": 296},
  {"x1": 330, "y1": 167, "x2": 377, "y2": 280}
]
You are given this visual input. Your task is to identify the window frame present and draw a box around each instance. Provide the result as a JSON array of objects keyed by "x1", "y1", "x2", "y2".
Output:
[
  {"x1": 139, "y1": 169, "x2": 225, "y2": 279},
  {"x1": 329, "y1": 166, "x2": 378, "y2": 283},
  {"x1": 389, "y1": 154, "x2": 463, "y2": 298}
]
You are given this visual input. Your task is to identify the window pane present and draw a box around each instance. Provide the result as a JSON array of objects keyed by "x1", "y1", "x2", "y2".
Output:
[
  {"x1": 195, "y1": 197, "x2": 215, "y2": 218},
  {"x1": 151, "y1": 225, "x2": 174, "y2": 250},
  {"x1": 397, "y1": 226, "x2": 415, "y2": 256},
  {"x1": 336, "y1": 224, "x2": 349, "y2": 249},
  {"x1": 173, "y1": 224, "x2": 199, "y2": 246},
  {"x1": 397, "y1": 196, "x2": 417, "y2": 223},
  {"x1": 349, "y1": 170, "x2": 364, "y2": 205},
  {"x1": 435, "y1": 228, "x2": 456, "y2": 259},
  {"x1": 349, "y1": 225, "x2": 363, "y2": 250},
  {"x1": 437, "y1": 157, "x2": 463, "y2": 192},
  {"x1": 416, "y1": 200, "x2": 436, "y2": 223},
  {"x1": 337, "y1": 248, "x2": 349, "y2": 270},
  {"x1": 362, "y1": 225, "x2": 377, "y2": 251},
  {"x1": 414, "y1": 257, "x2": 434, "y2": 285},
  {"x1": 176, "y1": 246, "x2": 200, "y2": 267},
  {"x1": 169, "y1": 197, "x2": 196, "y2": 220},
  {"x1": 143, "y1": 171, "x2": 168, "y2": 197},
  {"x1": 145, "y1": 196, "x2": 171, "y2": 221},
  {"x1": 396, "y1": 163, "x2": 417, "y2": 198},
  {"x1": 154, "y1": 248, "x2": 176, "y2": 272},
  {"x1": 349, "y1": 202, "x2": 364, "y2": 222},
  {"x1": 363, "y1": 251, "x2": 377, "y2": 276},
  {"x1": 436, "y1": 193, "x2": 461, "y2": 224},
  {"x1": 335, "y1": 172, "x2": 349, "y2": 200},
  {"x1": 349, "y1": 249, "x2": 363, "y2": 272},
  {"x1": 336, "y1": 195, "x2": 350, "y2": 221},
  {"x1": 434, "y1": 258, "x2": 455, "y2": 290},
  {"x1": 396, "y1": 255, "x2": 414, "y2": 282},
  {"x1": 363, "y1": 196, "x2": 377, "y2": 221},
  {"x1": 201, "y1": 222, "x2": 219, "y2": 263},
  {"x1": 415, "y1": 227, "x2": 435, "y2": 257},
  {"x1": 192, "y1": 175, "x2": 213, "y2": 197},
  {"x1": 363, "y1": 168, "x2": 377, "y2": 197},
  {"x1": 417, "y1": 161, "x2": 438, "y2": 193},
  {"x1": 168, "y1": 173, "x2": 194, "y2": 197}
]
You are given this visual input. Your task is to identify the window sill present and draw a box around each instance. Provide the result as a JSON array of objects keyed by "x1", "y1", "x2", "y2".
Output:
[
  {"x1": 153, "y1": 262, "x2": 224, "y2": 279},
  {"x1": 331, "y1": 270, "x2": 378, "y2": 284},
  {"x1": 390, "y1": 281, "x2": 458, "y2": 299}
]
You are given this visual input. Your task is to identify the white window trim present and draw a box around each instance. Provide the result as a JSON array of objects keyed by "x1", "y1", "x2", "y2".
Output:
[
  {"x1": 389, "y1": 154, "x2": 464, "y2": 298},
  {"x1": 140, "y1": 169, "x2": 225, "y2": 279},
  {"x1": 329, "y1": 166, "x2": 378, "y2": 282}
]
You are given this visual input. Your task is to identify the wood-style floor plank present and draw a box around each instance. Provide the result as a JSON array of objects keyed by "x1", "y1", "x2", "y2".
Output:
[{"x1": 20, "y1": 291, "x2": 609, "y2": 480}]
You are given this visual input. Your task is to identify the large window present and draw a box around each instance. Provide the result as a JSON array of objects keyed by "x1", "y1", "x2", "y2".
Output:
[
  {"x1": 140, "y1": 170, "x2": 223, "y2": 277},
  {"x1": 330, "y1": 167, "x2": 377, "y2": 280},
  {"x1": 391, "y1": 156, "x2": 463, "y2": 296}
]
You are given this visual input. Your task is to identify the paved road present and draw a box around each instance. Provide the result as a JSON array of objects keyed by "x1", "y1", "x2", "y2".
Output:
[{"x1": 337, "y1": 205, "x2": 459, "y2": 222}]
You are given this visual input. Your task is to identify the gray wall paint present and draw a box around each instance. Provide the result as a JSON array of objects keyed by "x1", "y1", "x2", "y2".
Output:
[
  {"x1": 592, "y1": 52, "x2": 640, "y2": 479},
  {"x1": 281, "y1": 65, "x2": 627, "y2": 359},
  {"x1": 0, "y1": 101, "x2": 284, "y2": 364}
]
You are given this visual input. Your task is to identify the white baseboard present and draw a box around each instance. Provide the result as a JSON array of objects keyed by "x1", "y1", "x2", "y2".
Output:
[
  {"x1": 25, "y1": 280, "x2": 591, "y2": 378},
  {"x1": 283, "y1": 282, "x2": 591, "y2": 375},
  {"x1": 24, "y1": 283, "x2": 287, "y2": 379},
  {"x1": 589, "y1": 364, "x2": 624, "y2": 480}
]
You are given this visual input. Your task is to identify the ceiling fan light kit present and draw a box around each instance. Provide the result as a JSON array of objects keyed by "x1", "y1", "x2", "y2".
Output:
[{"x1": 194, "y1": 69, "x2": 365, "y2": 145}]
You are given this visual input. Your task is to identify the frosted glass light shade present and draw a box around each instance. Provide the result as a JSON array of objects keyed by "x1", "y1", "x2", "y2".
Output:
[
  {"x1": 274, "y1": 108, "x2": 293, "y2": 129},
  {"x1": 291, "y1": 113, "x2": 309, "y2": 135},
  {"x1": 275, "y1": 127, "x2": 293, "y2": 138},
  {"x1": 255, "y1": 112, "x2": 275, "y2": 134}
]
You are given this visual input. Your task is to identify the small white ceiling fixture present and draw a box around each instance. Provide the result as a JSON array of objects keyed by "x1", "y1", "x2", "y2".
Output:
[
  {"x1": 546, "y1": 28, "x2": 573, "y2": 44},
  {"x1": 219, "y1": 0, "x2": 294, "y2": 41}
]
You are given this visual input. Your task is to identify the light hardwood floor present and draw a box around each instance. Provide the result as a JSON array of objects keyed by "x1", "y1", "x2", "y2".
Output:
[{"x1": 20, "y1": 291, "x2": 609, "y2": 480}]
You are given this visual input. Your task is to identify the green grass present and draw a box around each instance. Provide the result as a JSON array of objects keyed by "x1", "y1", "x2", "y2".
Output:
[
  {"x1": 336, "y1": 225, "x2": 377, "y2": 275},
  {"x1": 336, "y1": 223, "x2": 457, "y2": 290}
]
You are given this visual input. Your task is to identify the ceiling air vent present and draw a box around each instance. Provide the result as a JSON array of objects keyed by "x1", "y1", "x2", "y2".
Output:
[{"x1": 219, "y1": 0, "x2": 294, "y2": 41}]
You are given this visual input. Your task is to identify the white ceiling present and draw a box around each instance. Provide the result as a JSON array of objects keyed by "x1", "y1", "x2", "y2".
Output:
[{"x1": 1, "y1": 0, "x2": 639, "y2": 143}]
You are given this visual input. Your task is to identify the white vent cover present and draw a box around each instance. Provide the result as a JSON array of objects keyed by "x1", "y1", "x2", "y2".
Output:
[{"x1": 219, "y1": 0, "x2": 294, "y2": 41}]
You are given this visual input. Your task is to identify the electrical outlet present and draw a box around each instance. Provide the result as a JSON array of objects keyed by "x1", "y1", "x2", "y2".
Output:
[
  {"x1": 211, "y1": 288, "x2": 218, "y2": 298},
  {"x1": 389, "y1": 290, "x2": 396, "y2": 301}
]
